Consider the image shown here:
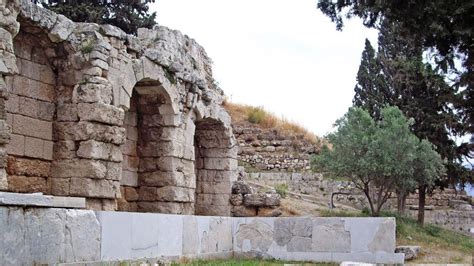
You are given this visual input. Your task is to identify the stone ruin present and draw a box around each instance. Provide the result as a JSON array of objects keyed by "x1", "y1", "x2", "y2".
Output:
[{"x1": 0, "y1": 0, "x2": 239, "y2": 216}]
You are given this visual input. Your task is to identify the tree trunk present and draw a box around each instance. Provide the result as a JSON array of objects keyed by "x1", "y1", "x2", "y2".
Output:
[
  {"x1": 363, "y1": 188, "x2": 376, "y2": 216},
  {"x1": 397, "y1": 192, "x2": 407, "y2": 215},
  {"x1": 417, "y1": 185, "x2": 426, "y2": 226}
]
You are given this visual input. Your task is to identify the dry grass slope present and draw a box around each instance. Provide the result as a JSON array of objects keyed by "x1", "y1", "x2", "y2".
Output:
[{"x1": 224, "y1": 101, "x2": 323, "y2": 145}]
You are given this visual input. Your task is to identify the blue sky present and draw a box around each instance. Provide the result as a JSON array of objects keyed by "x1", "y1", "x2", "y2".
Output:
[{"x1": 150, "y1": 0, "x2": 378, "y2": 137}]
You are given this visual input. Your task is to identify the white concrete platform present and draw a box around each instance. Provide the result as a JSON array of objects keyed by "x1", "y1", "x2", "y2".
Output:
[
  {"x1": 0, "y1": 206, "x2": 404, "y2": 264},
  {"x1": 0, "y1": 192, "x2": 86, "y2": 209}
]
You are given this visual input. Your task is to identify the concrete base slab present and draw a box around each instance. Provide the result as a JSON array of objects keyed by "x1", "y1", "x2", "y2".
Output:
[{"x1": 0, "y1": 192, "x2": 86, "y2": 208}]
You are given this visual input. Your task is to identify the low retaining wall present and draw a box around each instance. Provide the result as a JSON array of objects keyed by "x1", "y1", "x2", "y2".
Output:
[{"x1": 0, "y1": 206, "x2": 404, "y2": 264}]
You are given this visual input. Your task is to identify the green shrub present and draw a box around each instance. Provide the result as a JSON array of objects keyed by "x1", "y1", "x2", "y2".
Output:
[
  {"x1": 275, "y1": 184, "x2": 288, "y2": 198},
  {"x1": 247, "y1": 106, "x2": 266, "y2": 124}
]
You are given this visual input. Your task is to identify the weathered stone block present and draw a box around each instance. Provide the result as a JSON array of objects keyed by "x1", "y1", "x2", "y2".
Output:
[
  {"x1": 196, "y1": 204, "x2": 231, "y2": 216},
  {"x1": 230, "y1": 194, "x2": 243, "y2": 206},
  {"x1": 137, "y1": 201, "x2": 193, "y2": 214},
  {"x1": 138, "y1": 186, "x2": 194, "y2": 202},
  {"x1": 0, "y1": 169, "x2": 7, "y2": 190},
  {"x1": 49, "y1": 177, "x2": 71, "y2": 196},
  {"x1": 231, "y1": 181, "x2": 252, "y2": 195},
  {"x1": 139, "y1": 171, "x2": 195, "y2": 188},
  {"x1": 123, "y1": 187, "x2": 139, "y2": 201},
  {"x1": 243, "y1": 193, "x2": 280, "y2": 207},
  {"x1": 57, "y1": 103, "x2": 78, "y2": 121},
  {"x1": 7, "y1": 157, "x2": 50, "y2": 177},
  {"x1": 69, "y1": 177, "x2": 119, "y2": 198},
  {"x1": 12, "y1": 75, "x2": 55, "y2": 102},
  {"x1": 72, "y1": 83, "x2": 112, "y2": 104},
  {"x1": 121, "y1": 170, "x2": 138, "y2": 187},
  {"x1": 197, "y1": 169, "x2": 237, "y2": 183},
  {"x1": 203, "y1": 158, "x2": 238, "y2": 170},
  {"x1": 77, "y1": 140, "x2": 122, "y2": 162},
  {"x1": 8, "y1": 175, "x2": 48, "y2": 194},
  {"x1": 55, "y1": 122, "x2": 126, "y2": 145},
  {"x1": 77, "y1": 102, "x2": 124, "y2": 126},
  {"x1": 196, "y1": 193, "x2": 230, "y2": 206},
  {"x1": 19, "y1": 59, "x2": 55, "y2": 85},
  {"x1": 51, "y1": 159, "x2": 107, "y2": 179},
  {"x1": 6, "y1": 134, "x2": 24, "y2": 156},
  {"x1": 0, "y1": 207, "x2": 101, "y2": 264},
  {"x1": 48, "y1": 14, "x2": 75, "y2": 42},
  {"x1": 43, "y1": 140, "x2": 53, "y2": 160},
  {"x1": 196, "y1": 181, "x2": 232, "y2": 194},
  {"x1": 312, "y1": 220, "x2": 350, "y2": 252},
  {"x1": 12, "y1": 114, "x2": 52, "y2": 140},
  {"x1": 24, "y1": 136, "x2": 43, "y2": 159},
  {"x1": 53, "y1": 140, "x2": 76, "y2": 159}
]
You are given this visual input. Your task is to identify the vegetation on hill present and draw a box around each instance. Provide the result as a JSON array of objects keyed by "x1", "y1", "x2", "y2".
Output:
[
  {"x1": 223, "y1": 101, "x2": 323, "y2": 145},
  {"x1": 313, "y1": 106, "x2": 445, "y2": 217},
  {"x1": 36, "y1": 0, "x2": 157, "y2": 35},
  {"x1": 352, "y1": 18, "x2": 472, "y2": 224}
]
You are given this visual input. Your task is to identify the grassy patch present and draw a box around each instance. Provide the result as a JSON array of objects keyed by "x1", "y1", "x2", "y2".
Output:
[
  {"x1": 393, "y1": 213, "x2": 474, "y2": 253},
  {"x1": 223, "y1": 101, "x2": 323, "y2": 145},
  {"x1": 172, "y1": 259, "x2": 336, "y2": 266},
  {"x1": 275, "y1": 184, "x2": 288, "y2": 198}
]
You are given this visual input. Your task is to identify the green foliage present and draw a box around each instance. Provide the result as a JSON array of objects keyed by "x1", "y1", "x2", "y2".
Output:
[
  {"x1": 37, "y1": 0, "x2": 157, "y2": 35},
  {"x1": 274, "y1": 184, "x2": 288, "y2": 198},
  {"x1": 317, "y1": 0, "x2": 473, "y2": 174},
  {"x1": 353, "y1": 20, "x2": 470, "y2": 188},
  {"x1": 312, "y1": 106, "x2": 444, "y2": 216},
  {"x1": 80, "y1": 39, "x2": 95, "y2": 55},
  {"x1": 247, "y1": 106, "x2": 266, "y2": 124}
]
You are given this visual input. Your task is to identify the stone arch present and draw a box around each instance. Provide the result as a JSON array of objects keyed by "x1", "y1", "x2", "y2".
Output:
[
  {"x1": 118, "y1": 78, "x2": 195, "y2": 214},
  {"x1": 193, "y1": 113, "x2": 238, "y2": 216}
]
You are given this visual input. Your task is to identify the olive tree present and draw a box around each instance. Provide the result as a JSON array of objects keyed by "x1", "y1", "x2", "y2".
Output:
[{"x1": 313, "y1": 106, "x2": 444, "y2": 217}]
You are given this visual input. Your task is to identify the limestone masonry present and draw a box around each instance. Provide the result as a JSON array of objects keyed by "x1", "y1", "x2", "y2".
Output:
[{"x1": 0, "y1": 0, "x2": 238, "y2": 215}]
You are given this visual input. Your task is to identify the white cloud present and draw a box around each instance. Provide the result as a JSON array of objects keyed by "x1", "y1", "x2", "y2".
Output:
[{"x1": 151, "y1": 0, "x2": 378, "y2": 136}]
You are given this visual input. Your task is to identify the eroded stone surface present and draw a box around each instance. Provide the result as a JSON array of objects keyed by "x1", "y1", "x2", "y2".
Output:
[
  {"x1": 0, "y1": 0, "x2": 238, "y2": 216},
  {"x1": 235, "y1": 219, "x2": 273, "y2": 252},
  {"x1": 0, "y1": 206, "x2": 100, "y2": 264}
]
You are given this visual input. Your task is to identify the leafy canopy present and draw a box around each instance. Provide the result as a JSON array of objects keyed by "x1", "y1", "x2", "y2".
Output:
[
  {"x1": 36, "y1": 0, "x2": 157, "y2": 35},
  {"x1": 353, "y1": 20, "x2": 471, "y2": 186},
  {"x1": 317, "y1": 0, "x2": 473, "y2": 153},
  {"x1": 313, "y1": 106, "x2": 445, "y2": 216}
]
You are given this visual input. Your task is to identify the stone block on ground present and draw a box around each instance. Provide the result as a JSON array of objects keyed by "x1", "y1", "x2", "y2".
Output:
[{"x1": 395, "y1": 245, "x2": 420, "y2": 261}]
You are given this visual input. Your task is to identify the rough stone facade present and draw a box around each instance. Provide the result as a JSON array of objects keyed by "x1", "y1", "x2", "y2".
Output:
[
  {"x1": 233, "y1": 124, "x2": 319, "y2": 172},
  {"x1": 230, "y1": 180, "x2": 282, "y2": 217},
  {"x1": 0, "y1": 0, "x2": 238, "y2": 215}
]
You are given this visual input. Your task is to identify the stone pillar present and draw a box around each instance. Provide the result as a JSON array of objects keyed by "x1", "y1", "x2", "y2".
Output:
[
  {"x1": 52, "y1": 38, "x2": 124, "y2": 210},
  {"x1": 134, "y1": 93, "x2": 195, "y2": 214},
  {"x1": 0, "y1": 0, "x2": 20, "y2": 190},
  {"x1": 195, "y1": 120, "x2": 238, "y2": 216}
]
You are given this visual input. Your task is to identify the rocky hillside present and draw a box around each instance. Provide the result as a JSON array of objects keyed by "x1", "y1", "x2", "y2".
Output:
[{"x1": 224, "y1": 102, "x2": 324, "y2": 172}]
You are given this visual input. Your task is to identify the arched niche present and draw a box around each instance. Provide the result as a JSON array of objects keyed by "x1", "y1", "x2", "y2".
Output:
[{"x1": 118, "y1": 79, "x2": 195, "y2": 214}]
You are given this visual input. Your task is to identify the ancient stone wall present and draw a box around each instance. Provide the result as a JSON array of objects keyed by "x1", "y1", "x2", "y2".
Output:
[
  {"x1": 233, "y1": 124, "x2": 319, "y2": 172},
  {"x1": 0, "y1": 0, "x2": 238, "y2": 216}
]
